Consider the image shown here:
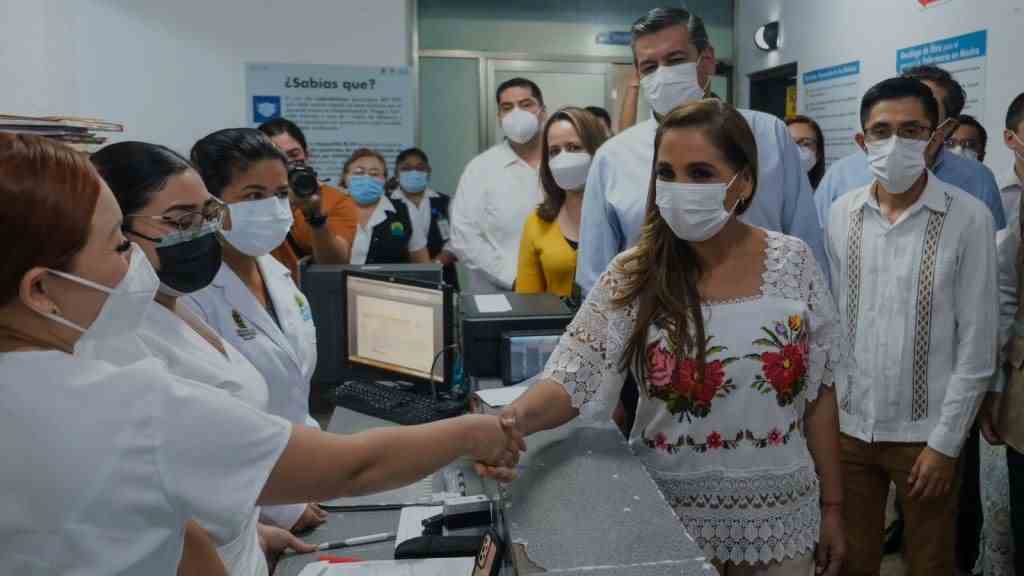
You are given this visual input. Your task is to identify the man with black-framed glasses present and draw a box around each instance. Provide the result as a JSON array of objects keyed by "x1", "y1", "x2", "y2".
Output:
[
  {"x1": 816, "y1": 66, "x2": 1005, "y2": 235},
  {"x1": 826, "y1": 77, "x2": 998, "y2": 576}
]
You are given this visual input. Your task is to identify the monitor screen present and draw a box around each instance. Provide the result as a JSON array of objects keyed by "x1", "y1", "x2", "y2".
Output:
[{"x1": 345, "y1": 274, "x2": 446, "y2": 382}]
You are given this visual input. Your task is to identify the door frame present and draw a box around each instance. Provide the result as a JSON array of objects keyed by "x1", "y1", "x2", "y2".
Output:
[
  {"x1": 484, "y1": 58, "x2": 618, "y2": 146},
  {"x1": 419, "y1": 49, "x2": 633, "y2": 152},
  {"x1": 418, "y1": 48, "x2": 735, "y2": 153}
]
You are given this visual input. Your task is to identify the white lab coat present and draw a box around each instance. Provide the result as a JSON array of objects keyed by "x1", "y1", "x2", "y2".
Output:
[
  {"x1": 185, "y1": 255, "x2": 319, "y2": 529},
  {"x1": 0, "y1": 351, "x2": 290, "y2": 575},
  {"x1": 75, "y1": 302, "x2": 274, "y2": 575}
]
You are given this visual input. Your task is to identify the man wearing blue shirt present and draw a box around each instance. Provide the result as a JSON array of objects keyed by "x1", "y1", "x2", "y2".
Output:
[
  {"x1": 577, "y1": 7, "x2": 825, "y2": 294},
  {"x1": 816, "y1": 65, "x2": 1006, "y2": 232}
]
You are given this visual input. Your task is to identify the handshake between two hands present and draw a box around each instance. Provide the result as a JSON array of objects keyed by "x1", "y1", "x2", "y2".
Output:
[{"x1": 469, "y1": 408, "x2": 527, "y2": 483}]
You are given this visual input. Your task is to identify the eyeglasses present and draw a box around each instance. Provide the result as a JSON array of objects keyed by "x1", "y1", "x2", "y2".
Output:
[
  {"x1": 864, "y1": 124, "x2": 933, "y2": 142},
  {"x1": 124, "y1": 199, "x2": 226, "y2": 242},
  {"x1": 945, "y1": 137, "x2": 981, "y2": 152}
]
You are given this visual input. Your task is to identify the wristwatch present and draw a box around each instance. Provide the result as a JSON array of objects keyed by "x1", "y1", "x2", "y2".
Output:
[{"x1": 305, "y1": 211, "x2": 327, "y2": 229}]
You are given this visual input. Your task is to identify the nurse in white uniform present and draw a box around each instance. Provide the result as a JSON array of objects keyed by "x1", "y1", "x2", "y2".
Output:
[
  {"x1": 87, "y1": 140, "x2": 309, "y2": 574},
  {"x1": 187, "y1": 128, "x2": 326, "y2": 532},
  {"x1": 0, "y1": 134, "x2": 524, "y2": 575}
]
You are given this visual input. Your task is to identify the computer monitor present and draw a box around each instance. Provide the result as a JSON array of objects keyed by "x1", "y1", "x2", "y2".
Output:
[
  {"x1": 302, "y1": 263, "x2": 447, "y2": 384},
  {"x1": 341, "y1": 269, "x2": 454, "y2": 390}
]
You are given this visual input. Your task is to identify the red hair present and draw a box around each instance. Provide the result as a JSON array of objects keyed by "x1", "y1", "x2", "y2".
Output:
[{"x1": 0, "y1": 133, "x2": 102, "y2": 306}]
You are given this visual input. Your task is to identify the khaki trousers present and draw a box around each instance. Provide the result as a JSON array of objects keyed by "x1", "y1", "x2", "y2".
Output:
[{"x1": 839, "y1": 434, "x2": 959, "y2": 576}]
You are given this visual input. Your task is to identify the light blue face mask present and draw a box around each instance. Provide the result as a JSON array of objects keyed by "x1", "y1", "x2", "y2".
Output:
[
  {"x1": 399, "y1": 170, "x2": 429, "y2": 194},
  {"x1": 348, "y1": 175, "x2": 386, "y2": 205}
]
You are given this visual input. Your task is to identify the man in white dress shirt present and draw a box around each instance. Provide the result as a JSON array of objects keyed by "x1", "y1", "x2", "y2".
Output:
[
  {"x1": 577, "y1": 7, "x2": 825, "y2": 296},
  {"x1": 827, "y1": 77, "x2": 998, "y2": 576},
  {"x1": 1000, "y1": 93, "x2": 1024, "y2": 240},
  {"x1": 449, "y1": 78, "x2": 546, "y2": 291}
]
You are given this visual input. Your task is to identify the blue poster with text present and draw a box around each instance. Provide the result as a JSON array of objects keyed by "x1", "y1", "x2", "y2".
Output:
[{"x1": 896, "y1": 30, "x2": 988, "y2": 117}]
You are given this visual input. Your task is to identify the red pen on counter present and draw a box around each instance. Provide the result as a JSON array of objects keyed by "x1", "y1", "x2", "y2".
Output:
[{"x1": 318, "y1": 554, "x2": 363, "y2": 564}]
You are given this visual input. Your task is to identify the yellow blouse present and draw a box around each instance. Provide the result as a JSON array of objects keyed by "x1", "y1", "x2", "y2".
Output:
[{"x1": 515, "y1": 211, "x2": 578, "y2": 296}]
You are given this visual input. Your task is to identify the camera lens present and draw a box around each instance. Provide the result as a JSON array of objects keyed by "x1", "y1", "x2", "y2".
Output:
[{"x1": 288, "y1": 163, "x2": 319, "y2": 198}]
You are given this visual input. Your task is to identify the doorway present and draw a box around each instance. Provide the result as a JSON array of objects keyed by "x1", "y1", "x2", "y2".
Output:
[{"x1": 749, "y1": 62, "x2": 797, "y2": 120}]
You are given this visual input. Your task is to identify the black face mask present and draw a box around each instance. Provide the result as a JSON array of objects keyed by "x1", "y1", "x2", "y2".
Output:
[
  {"x1": 127, "y1": 225, "x2": 223, "y2": 294},
  {"x1": 154, "y1": 231, "x2": 222, "y2": 294}
]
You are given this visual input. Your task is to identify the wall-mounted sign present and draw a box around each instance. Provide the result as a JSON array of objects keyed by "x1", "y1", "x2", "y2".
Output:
[
  {"x1": 802, "y1": 61, "x2": 861, "y2": 169},
  {"x1": 897, "y1": 30, "x2": 987, "y2": 118},
  {"x1": 595, "y1": 31, "x2": 632, "y2": 46},
  {"x1": 246, "y1": 63, "x2": 414, "y2": 181}
]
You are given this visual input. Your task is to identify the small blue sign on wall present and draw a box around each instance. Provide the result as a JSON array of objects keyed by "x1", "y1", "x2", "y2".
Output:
[
  {"x1": 596, "y1": 31, "x2": 633, "y2": 46},
  {"x1": 897, "y1": 30, "x2": 987, "y2": 72},
  {"x1": 252, "y1": 95, "x2": 282, "y2": 123}
]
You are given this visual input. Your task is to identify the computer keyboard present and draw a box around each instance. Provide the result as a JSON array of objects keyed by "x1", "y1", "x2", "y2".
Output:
[{"x1": 330, "y1": 380, "x2": 466, "y2": 425}]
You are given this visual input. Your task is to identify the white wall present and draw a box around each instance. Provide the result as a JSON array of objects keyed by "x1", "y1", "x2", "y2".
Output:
[
  {"x1": 735, "y1": 0, "x2": 1023, "y2": 175},
  {"x1": 1, "y1": 0, "x2": 410, "y2": 153}
]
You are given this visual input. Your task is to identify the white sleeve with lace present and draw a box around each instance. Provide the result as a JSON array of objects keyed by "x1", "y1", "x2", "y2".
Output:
[
  {"x1": 799, "y1": 239, "x2": 839, "y2": 403},
  {"x1": 541, "y1": 267, "x2": 630, "y2": 421},
  {"x1": 762, "y1": 234, "x2": 838, "y2": 404}
]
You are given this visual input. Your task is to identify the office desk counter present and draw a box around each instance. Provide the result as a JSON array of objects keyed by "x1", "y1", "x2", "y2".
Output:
[{"x1": 275, "y1": 408, "x2": 715, "y2": 576}]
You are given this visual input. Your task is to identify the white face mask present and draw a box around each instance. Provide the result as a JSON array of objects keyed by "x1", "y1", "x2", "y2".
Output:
[
  {"x1": 865, "y1": 136, "x2": 928, "y2": 194},
  {"x1": 640, "y1": 62, "x2": 706, "y2": 117},
  {"x1": 40, "y1": 243, "x2": 158, "y2": 344},
  {"x1": 655, "y1": 174, "x2": 741, "y2": 242},
  {"x1": 548, "y1": 151, "x2": 592, "y2": 191},
  {"x1": 949, "y1": 146, "x2": 979, "y2": 162},
  {"x1": 501, "y1": 108, "x2": 540, "y2": 144},
  {"x1": 221, "y1": 196, "x2": 294, "y2": 257},
  {"x1": 798, "y1": 146, "x2": 818, "y2": 173},
  {"x1": 1011, "y1": 132, "x2": 1024, "y2": 163}
]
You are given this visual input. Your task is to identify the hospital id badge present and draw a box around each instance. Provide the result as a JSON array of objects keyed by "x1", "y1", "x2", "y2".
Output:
[{"x1": 438, "y1": 217, "x2": 451, "y2": 241}]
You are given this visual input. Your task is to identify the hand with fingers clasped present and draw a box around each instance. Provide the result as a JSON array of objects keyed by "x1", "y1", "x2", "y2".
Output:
[
  {"x1": 907, "y1": 446, "x2": 956, "y2": 501},
  {"x1": 472, "y1": 410, "x2": 526, "y2": 482}
]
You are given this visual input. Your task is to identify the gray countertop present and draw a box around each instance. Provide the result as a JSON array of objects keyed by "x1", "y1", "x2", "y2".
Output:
[{"x1": 275, "y1": 408, "x2": 716, "y2": 576}]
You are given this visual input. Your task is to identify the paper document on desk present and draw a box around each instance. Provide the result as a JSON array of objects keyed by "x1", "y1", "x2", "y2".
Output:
[
  {"x1": 396, "y1": 505, "x2": 443, "y2": 548},
  {"x1": 321, "y1": 477, "x2": 433, "y2": 509},
  {"x1": 296, "y1": 558, "x2": 474, "y2": 576},
  {"x1": 473, "y1": 294, "x2": 511, "y2": 313},
  {"x1": 473, "y1": 383, "x2": 528, "y2": 409}
]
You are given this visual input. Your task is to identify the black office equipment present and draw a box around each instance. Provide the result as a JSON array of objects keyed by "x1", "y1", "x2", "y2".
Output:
[
  {"x1": 302, "y1": 264, "x2": 448, "y2": 389},
  {"x1": 394, "y1": 535, "x2": 484, "y2": 559},
  {"x1": 500, "y1": 329, "x2": 563, "y2": 385},
  {"x1": 460, "y1": 293, "x2": 574, "y2": 380},
  {"x1": 330, "y1": 380, "x2": 464, "y2": 425}
]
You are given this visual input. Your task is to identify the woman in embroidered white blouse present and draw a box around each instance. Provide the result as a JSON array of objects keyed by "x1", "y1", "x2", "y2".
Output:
[{"x1": 479, "y1": 100, "x2": 846, "y2": 575}]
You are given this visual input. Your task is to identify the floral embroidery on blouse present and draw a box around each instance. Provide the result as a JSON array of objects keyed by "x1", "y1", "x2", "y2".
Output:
[
  {"x1": 641, "y1": 420, "x2": 801, "y2": 454},
  {"x1": 647, "y1": 335, "x2": 738, "y2": 422},
  {"x1": 746, "y1": 314, "x2": 809, "y2": 407}
]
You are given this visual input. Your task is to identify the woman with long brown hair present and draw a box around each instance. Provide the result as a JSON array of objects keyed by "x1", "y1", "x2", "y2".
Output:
[
  {"x1": 481, "y1": 100, "x2": 846, "y2": 575},
  {"x1": 516, "y1": 107, "x2": 608, "y2": 296}
]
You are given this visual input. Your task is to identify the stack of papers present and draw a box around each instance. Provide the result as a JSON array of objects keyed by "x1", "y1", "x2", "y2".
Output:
[{"x1": 0, "y1": 114, "x2": 124, "y2": 151}]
